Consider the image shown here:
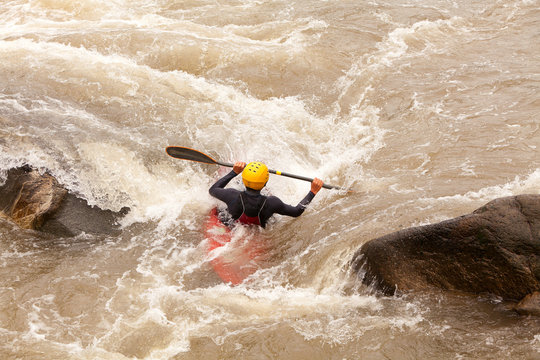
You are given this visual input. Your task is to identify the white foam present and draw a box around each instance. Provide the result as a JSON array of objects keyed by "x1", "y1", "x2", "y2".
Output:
[
  {"x1": 24, "y1": 295, "x2": 56, "y2": 341},
  {"x1": 434, "y1": 168, "x2": 540, "y2": 204},
  {"x1": 0, "y1": 22, "x2": 386, "y2": 228}
]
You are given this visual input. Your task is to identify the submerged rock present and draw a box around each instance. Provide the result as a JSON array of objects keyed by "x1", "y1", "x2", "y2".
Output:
[
  {"x1": 351, "y1": 195, "x2": 540, "y2": 302},
  {"x1": 0, "y1": 166, "x2": 128, "y2": 236},
  {"x1": 514, "y1": 291, "x2": 540, "y2": 316}
]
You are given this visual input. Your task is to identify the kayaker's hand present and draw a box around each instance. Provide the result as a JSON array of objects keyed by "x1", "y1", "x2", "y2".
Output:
[
  {"x1": 233, "y1": 161, "x2": 246, "y2": 174},
  {"x1": 311, "y1": 178, "x2": 323, "y2": 194}
]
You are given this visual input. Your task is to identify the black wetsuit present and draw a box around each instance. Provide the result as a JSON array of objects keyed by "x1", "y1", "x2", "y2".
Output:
[{"x1": 209, "y1": 170, "x2": 316, "y2": 228}]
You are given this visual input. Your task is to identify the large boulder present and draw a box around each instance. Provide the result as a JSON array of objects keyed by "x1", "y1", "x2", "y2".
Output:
[
  {"x1": 351, "y1": 194, "x2": 540, "y2": 302},
  {"x1": 0, "y1": 166, "x2": 128, "y2": 236}
]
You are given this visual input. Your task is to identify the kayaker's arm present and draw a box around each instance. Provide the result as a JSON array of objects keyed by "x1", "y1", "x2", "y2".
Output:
[
  {"x1": 210, "y1": 170, "x2": 236, "y2": 190},
  {"x1": 209, "y1": 162, "x2": 246, "y2": 202},
  {"x1": 269, "y1": 192, "x2": 313, "y2": 218},
  {"x1": 268, "y1": 178, "x2": 323, "y2": 218},
  {"x1": 209, "y1": 170, "x2": 239, "y2": 202}
]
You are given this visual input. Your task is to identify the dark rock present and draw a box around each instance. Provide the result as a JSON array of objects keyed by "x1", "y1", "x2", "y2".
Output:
[
  {"x1": 351, "y1": 194, "x2": 540, "y2": 301},
  {"x1": 39, "y1": 193, "x2": 129, "y2": 237},
  {"x1": 0, "y1": 166, "x2": 128, "y2": 236}
]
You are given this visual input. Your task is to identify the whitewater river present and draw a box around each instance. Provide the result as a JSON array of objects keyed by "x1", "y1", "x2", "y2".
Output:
[{"x1": 1, "y1": 0, "x2": 539, "y2": 358}]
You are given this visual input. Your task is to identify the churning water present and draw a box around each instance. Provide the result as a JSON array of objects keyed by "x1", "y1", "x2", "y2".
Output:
[{"x1": 0, "y1": 0, "x2": 539, "y2": 358}]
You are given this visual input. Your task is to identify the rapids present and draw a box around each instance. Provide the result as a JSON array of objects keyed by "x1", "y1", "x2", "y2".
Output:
[{"x1": 0, "y1": 0, "x2": 539, "y2": 358}]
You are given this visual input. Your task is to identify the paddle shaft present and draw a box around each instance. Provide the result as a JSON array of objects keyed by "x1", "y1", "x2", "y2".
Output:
[
  {"x1": 268, "y1": 169, "x2": 338, "y2": 190},
  {"x1": 209, "y1": 161, "x2": 341, "y2": 190},
  {"x1": 166, "y1": 146, "x2": 342, "y2": 190},
  {"x1": 221, "y1": 163, "x2": 337, "y2": 190}
]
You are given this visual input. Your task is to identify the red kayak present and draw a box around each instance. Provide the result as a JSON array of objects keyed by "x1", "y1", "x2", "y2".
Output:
[{"x1": 204, "y1": 208, "x2": 267, "y2": 285}]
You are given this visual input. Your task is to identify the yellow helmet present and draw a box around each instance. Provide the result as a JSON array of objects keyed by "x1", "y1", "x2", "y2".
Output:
[{"x1": 242, "y1": 162, "x2": 269, "y2": 190}]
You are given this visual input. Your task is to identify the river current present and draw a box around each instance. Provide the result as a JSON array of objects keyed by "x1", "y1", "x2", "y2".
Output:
[{"x1": 1, "y1": 0, "x2": 539, "y2": 359}]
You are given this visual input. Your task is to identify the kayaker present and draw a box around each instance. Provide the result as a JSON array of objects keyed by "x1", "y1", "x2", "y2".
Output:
[{"x1": 209, "y1": 161, "x2": 324, "y2": 228}]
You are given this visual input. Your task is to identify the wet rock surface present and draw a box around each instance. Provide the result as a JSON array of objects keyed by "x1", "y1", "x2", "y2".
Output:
[
  {"x1": 352, "y1": 195, "x2": 540, "y2": 303},
  {"x1": 0, "y1": 166, "x2": 128, "y2": 236}
]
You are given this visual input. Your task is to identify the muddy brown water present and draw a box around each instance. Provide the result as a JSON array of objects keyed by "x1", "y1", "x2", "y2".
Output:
[{"x1": 1, "y1": 0, "x2": 539, "y2": 358}]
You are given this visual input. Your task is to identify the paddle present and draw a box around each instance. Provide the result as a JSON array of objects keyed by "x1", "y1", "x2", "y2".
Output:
[{"x1": 166, "y1": 146, "x2": 344, "y2": 190}]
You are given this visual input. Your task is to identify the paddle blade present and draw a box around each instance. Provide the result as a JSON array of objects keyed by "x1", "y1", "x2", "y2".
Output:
[{"x1": 166, "y1": 146, "x2": 219, "y2": 165}]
